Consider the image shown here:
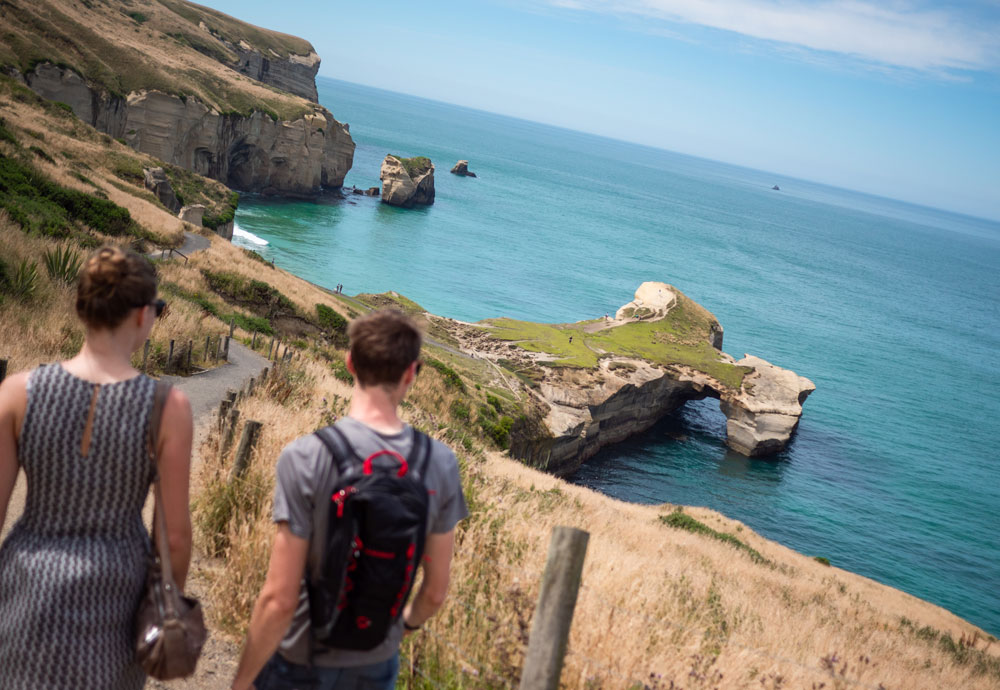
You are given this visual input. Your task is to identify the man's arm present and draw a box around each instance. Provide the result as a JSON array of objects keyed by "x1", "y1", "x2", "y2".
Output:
[
  {"x1": 231, "y1": 523, "x2": 308, "y2": 690},
  {"x1": 402, "y1": 528, "x2": 456, "y2": 630}
]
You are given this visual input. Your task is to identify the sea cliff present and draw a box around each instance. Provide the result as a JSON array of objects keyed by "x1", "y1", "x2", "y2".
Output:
[{"x1": 1, "y1": 0, "x2": 354, "y2": 196}]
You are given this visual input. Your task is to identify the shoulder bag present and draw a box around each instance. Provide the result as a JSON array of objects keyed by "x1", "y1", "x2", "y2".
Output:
[{"x1": 135, "y1": 380, "x2": 207, "y2": 679}]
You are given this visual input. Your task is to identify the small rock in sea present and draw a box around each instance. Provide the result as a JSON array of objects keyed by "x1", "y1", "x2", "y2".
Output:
[
  {"x1": 450, "y1": 160, "x2": 477, "y2": 178},
  {"x1": 365, "y1": 186, "x2": 380, "y2": 197},
  {"x1": 772, "y1": 184, "x2": 780, "y2": 191},
  {"x1": 352, "y1": 187, "x2": 363, "y2": 195}
]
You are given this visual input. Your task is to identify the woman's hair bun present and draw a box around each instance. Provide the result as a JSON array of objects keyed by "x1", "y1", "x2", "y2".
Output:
[
  {"x1": 76, "y1": 245, "x2": 158, "y2": 330},
  {"x1": 83, "y1": 246, "x2": 129, "y2": 295}
]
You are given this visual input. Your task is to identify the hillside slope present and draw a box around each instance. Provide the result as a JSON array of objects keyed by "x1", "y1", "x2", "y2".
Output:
[{"x1": 0, "y1": 0, "x2": 354, "y2": 196}]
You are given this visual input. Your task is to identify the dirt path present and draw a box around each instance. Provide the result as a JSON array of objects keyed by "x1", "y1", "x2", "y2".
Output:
[{"x1": 2, "y1": 342, "x2": 269, "y2": 688}]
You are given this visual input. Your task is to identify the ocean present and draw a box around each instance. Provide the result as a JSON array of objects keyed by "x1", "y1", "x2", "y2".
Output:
[{"x1": 232, "y1": 77, "x2": 1000, "y2": 636}]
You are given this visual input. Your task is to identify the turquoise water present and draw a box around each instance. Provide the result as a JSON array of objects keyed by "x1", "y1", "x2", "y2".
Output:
[{"x1": 234, "y1": 78, "x2": 1000, "y2": 635}]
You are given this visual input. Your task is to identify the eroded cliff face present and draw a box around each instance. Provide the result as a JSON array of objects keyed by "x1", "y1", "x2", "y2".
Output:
[
  {"x1": 232, "y1": 44, "x2": 320, "y2": 102},
  {"x1": 24, "y1": 64, "x2": 353, "y2": 196}
]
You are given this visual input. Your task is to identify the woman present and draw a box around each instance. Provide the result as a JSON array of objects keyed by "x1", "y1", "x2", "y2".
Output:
[{"x1": 0, "y1": 245, "x2": 193, "y2": 689}]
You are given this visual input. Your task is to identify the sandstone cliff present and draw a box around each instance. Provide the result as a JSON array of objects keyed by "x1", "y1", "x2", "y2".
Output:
[
  {"x1": 380, "y1": 155, "x2": 435, "y2": 207},
  {"x1": 2, "y1": 0, "x2": 354, "y2": 196},
  {"x1": 437, "y1": 282, "x2": 814, "y2": 475}
]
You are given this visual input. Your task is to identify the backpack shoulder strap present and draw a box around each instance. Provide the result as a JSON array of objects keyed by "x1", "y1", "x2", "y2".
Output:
[
  {"x1": 314, "y1": 424, "x2": 359, "y2": 476},
  {"x1": 408, "y1": 428, "x2": 432, "y2": 483}
]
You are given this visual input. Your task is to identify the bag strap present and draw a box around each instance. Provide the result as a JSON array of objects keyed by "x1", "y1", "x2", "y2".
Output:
[
  {"x1": 409, "y1": 429, "x2": 432, "y2": 483},
  {"x1": 315, "y1": 425, "x2": 356, "y2": 477},
  {"x1": 147, "y1": 380, "x2": 180, "y2": 616},
  {"x1": 316, "y1": 424, "x2": 432, "y2": 483}
]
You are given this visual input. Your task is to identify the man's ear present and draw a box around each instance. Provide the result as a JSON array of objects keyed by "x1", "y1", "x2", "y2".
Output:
[{"x1": 345, "y1": 351, "x2": 356, "y2": 375}]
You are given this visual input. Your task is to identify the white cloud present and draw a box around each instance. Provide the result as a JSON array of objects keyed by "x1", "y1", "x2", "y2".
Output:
[{"x1": 547, "y1": 0, "x2": 1000, "y2": 72}]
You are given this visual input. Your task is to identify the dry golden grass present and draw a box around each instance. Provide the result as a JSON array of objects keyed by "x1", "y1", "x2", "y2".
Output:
[{"x1": 193, "y1": 347, "x2": 999, "y2": 690}]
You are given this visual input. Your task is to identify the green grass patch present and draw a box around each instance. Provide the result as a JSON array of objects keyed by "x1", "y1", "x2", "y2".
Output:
[
  {"x1": 203, "y1": 191, "x2": 239, "y2": 230},
  {"x1": 0, "y1": 119, "x2": 18, "y2": 145},
  {"x1": 390, "y1": 155, "x2": 432, "y2": 177},
  {"x1": 660, "y1": 509, "x2": 773, "y2": 567},
  {"x1": 241, "y1": 248, "x2": 273, "y2": 267},
  {"x1": 29, "y1": 145, "x2": 54, "y2": 164},
  {"x1": 482, "y1": 292, "x2": 749, "y2": 389},
  {"x1": 202, "y1": 269, "x2": 298, "y2": 319},
  {"x1": 161, "y1": 281, "x2": 274, "y2": 335},
  {"x1": 424, "y1": 357, "x2": 465, "y2": 391}
]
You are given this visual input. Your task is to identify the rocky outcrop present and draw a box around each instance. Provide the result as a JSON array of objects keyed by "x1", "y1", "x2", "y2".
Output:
[
  {"x1": 144, "y1": 167, "x2": 181, "y2": 213},
  {"x1": 442, "y1": 282, "x2": 813, "y2": 475},
  {"x1": 720, "y1": 355, "x2": 815, "y2": 457},
  {"x1": 24, "y1": 63, "x2": 354, "y2": 197},
  {"x1": 232, "y1": 43, "x2": 320, "y2": 102},
  {"x1": 380, "y1": 156, "x2": 435, "y2": 207},
  {"x1": 178, "y1": 204, "x2": 206, "y2": 226},
  {"x1": 450, "y1": 160, "x2": 477, "y2": 177}
]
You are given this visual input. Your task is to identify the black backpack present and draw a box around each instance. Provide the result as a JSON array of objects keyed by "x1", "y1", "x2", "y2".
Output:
[{"x1": 307, "y1": 425, "x2": 432, "y2": 650}]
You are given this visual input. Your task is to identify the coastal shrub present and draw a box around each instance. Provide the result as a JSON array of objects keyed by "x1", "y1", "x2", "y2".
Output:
[
  {"x1": 486, "y1": 393, "x2": 503, "y2": 414},
  {"x1": 479, "y1": 414, "x2": 514, "y2": 450},
  {"x1": 813, "y1": 556, "x2": 831, "y2": 566},
  {"x1": 425, "y1": 357, "x2": 465, "y2": 391},
  {"x1": 42, "y1": 246, "x2": 83, "y2": 284},
  {"x1": 0, "y1": 154, "x2": 141, "y2": 239},
  {"x1": 52, "y1": 102, "x2": 74, "y2": 115},
  {"x1": 202, "y1": 269, "x2": 297, "y2": 317},
  {"x1": 203, "y1": 192, "x2": 239, "y2": 230},
  {"x1": 162, "y1": 282, "x2": 274, "y2": 336},
  {"x1": 316, "y1": 303, "x2": 348, "y2": 347},
  {"x1": 449, "y1": 400, "x2": 470, "y2": 422},
  {"x1": 127, "y1": 11, "x2": 148, "y2": 24},
  {"x1": 660, "y1": 509, "x2": 773, "y2": 567}
]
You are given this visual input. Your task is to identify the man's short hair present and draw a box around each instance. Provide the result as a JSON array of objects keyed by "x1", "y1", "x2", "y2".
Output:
[{"x1": 348, "y1": 309, "x2": 422, "y2": 387}]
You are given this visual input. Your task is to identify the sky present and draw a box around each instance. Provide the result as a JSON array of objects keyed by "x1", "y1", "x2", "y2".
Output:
[{"x1": 197, "y1": 0, "x2": 1000, "y2": 221}]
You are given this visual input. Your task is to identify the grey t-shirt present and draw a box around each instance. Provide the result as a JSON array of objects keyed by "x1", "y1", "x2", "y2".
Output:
[{"x1": 272, "y1": 417, "x2": 468, "y2": 667}]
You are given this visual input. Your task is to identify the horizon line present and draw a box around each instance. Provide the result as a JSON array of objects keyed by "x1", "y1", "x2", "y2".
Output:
[{"x1": 317, "y1": 74, "x2": 1000, "y2": 227}]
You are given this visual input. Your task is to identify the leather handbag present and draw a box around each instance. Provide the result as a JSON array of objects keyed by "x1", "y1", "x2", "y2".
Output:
[{"x1": 135, "y1": 381, "x2": 208, "y2": 679}]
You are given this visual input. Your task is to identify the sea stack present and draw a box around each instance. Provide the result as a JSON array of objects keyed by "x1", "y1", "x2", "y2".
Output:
[
  {"x1": 380, "y1": 155, "x2": 435, "y2": 207},
  {"x1": 450, "y1": 160, "x2": 477, "y2": 177}
]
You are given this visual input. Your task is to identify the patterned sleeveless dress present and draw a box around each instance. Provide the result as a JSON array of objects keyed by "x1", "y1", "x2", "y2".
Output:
[{"x1": 0, "y1": 364, "x2": 156, "y2": 690}]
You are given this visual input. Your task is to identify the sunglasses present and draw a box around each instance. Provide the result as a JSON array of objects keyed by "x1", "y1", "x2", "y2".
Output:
[{"x1": 150, "y1": 299, "x2": 167, "y2": 319}]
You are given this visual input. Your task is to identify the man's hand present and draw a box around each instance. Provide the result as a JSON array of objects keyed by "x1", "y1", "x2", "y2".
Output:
[{"x1": 231, "y1": 523, "x2": 308, "y2": 690}]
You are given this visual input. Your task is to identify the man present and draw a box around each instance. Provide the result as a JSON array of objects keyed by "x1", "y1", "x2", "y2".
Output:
[{"x1": 232, "y1": 309, "x2": 468, "y2": 690}]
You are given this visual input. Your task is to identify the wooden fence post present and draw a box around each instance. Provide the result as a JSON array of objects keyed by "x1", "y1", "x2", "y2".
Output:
[
  {"x1": 267, "y1": 336, "x2": 275, "y2": 359},
  {"x1": 0, "y1": 359, "x2": 7, "y2": 385},
  {"x1": 167, "y1": 340, "x2": 175, "y2": 373},
  {"x1": 229, "y1": 318, "x2": 235, "y2": 339},
  {"x1": 251, "y1": 331, "x2": 257, "y2": 349},
  {"x1": 221, "y1": 408, "x2": 240, "y2": 457},
  {"x1": 187, "y1": 340, "x2": 193, "y2": 370},
  {"x1": 204, "y1": 335, "x2": 211, "y2": 362},
  {"x1": 142, "y1": 340, "x2": 150, "y2": 372},
  {"x1": 224, "y1": 336, "x2": 231, "y2": 361},
  {"x1": 218, "y1": 399, "x2": 231, "y2": 434},
  {"x1": 230, "y1": 420, "x2": 262, "y2": 482},
  {"x1": 518, "y1": 526, "x2": 589, "y2": 690}
]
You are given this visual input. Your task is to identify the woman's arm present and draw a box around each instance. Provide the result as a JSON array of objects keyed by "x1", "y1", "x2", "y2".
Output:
[
  {"x1": 0, "y1": 372, "x2": 28, "y2": 534},
  {"x1": 156, "y1": 386, "x2": 193, "y2": 589}
]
